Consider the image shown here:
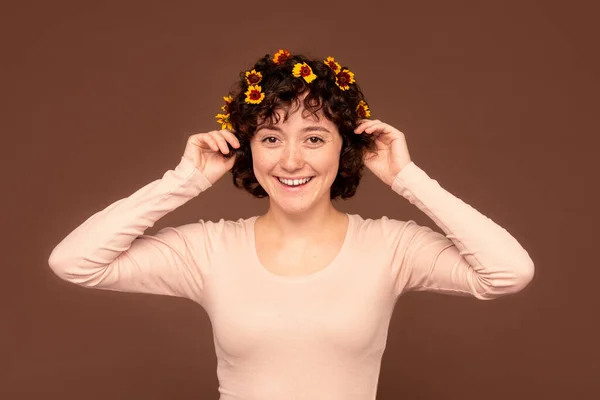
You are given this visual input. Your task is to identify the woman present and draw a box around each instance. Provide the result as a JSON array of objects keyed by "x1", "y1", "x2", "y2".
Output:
[{"x1": 48, "y1": 49, "x2": 535, "y2": 399}]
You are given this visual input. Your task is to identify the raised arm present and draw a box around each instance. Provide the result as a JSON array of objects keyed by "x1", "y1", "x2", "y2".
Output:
[
  {"x1": 388, "y1": 162, "x2": 535, "y2": 300},
  {"x1": 353, "y1": 119, "x2": 534, "y2": 300},
  {"x1": 47, "y1": 156, "x2": 212, "y2": 302},
  {"x1": 48, "y1": 130, "x2": 241, "y2": 304}
]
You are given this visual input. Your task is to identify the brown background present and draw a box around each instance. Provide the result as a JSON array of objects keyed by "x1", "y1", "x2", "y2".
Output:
[{"x1": 2, "y1": 0, "x2": 598, "y2": 399}]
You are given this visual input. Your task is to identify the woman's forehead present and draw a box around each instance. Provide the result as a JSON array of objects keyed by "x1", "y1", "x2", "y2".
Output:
[{"x1": 258, "y1": 104, "x2": 329, "y2": 126}]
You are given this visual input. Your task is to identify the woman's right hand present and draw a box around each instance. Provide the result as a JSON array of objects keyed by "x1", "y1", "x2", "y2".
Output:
[{"x1": 182, "y1": 130, "x2": 241, "y2": 185}]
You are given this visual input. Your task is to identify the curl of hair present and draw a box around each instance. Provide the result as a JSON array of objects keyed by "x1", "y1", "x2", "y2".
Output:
[{"x1": 224, "y1": 53, "x2": 377, "y2": 200}]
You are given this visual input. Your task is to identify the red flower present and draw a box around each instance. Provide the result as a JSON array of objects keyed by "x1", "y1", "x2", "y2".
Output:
[
  {"x1": 221, "y1": 95, "x2": 233, "y2": 113},
  {"x1": 323, "y1": 56, "x2": 341, "y2": 74},
  {"x1": 245, "y1": 69, "x2": 263, "y2": 85},
  {"x1": 292, "y1": 62, "x2": 317, "y2": 83},
  {"x1": 273, "y1": 49, "x2": 291, "y2": 64},
  {"x1": 245, "y1": 85, "x2": 265, "y2": 104},
  {"x1": 335, "y1": 69, "x2": 355, "y2": 91},
  {"x1": 356, "y1": 100, "x2": 371, "y2": 118}
]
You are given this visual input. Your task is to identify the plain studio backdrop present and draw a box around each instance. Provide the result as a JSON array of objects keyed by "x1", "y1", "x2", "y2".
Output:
[{"x1": 2, "y1": 0, "x2": 598, "y2": 399}]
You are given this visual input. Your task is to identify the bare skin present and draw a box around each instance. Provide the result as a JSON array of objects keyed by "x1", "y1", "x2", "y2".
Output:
[{"x1": 183, "y1": 95, "x2": 411, "y2": 276}]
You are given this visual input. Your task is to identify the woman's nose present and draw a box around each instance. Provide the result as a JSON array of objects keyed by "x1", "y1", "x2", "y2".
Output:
[{"x1": 280, "y1": 144, "x2": 305, "y2": 170}]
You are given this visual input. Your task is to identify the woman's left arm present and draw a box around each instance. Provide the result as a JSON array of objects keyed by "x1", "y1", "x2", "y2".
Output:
[{"x1": 356, "y1": 120, "x2": 535, "y2": 300}]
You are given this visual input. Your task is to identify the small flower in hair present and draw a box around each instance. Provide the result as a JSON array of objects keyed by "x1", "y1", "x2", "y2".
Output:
[
  {"x1": 292, "y1": 62, "x2": 317, "y2": 83},
  {"x1": 356, "y1": 100, "x2": 371, "y2": 118},
  {"x1": 215, "y1": 95, "x2": 233, "y2": 129},
  {"x1": 245, "y1": 84, "x2": 265, "y2": 104},
  {"x1": 324, "y1": 56, "x2": 341, "y2": 74},
  {"x1": 220, "y1": 95, "x2": 233, "y2": 113},
  {"x1": 335, "y1": 68, "x2": 355, "y2": 91},
  {"x1": 245, "y1": 69, "x2": 263, "y2": 85},
  {"x1": 273, "y1": 49, "x2": 291, "y2": 64},
  {"x1": 215, "y1": 113, "x2": 233, "y2": 130}
]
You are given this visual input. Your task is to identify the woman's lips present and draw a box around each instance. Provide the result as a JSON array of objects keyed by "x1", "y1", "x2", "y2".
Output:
[{"x1": 274, "y1": 176, "x2": 314, "y2": 190}]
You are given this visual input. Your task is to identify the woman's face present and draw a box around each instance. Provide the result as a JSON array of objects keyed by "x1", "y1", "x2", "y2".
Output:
[{"x1": 250, "y1": 100, "x2": 343, "y2": 215}]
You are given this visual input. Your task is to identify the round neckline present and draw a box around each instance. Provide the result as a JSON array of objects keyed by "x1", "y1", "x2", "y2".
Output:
[{"x1": 248, "y1": 213, "x2": 354, "y2": 282}]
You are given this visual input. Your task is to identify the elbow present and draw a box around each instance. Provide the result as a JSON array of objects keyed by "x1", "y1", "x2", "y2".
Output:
[
  {"x1": 505, "y1": 261, "x2": 535, "y2": 294},
  {"x1": 477, "y1": 259, "x2": 535, "y2": 299},
  {"x1": 47, "y1": 248, "x2": 71, "y2": 282},
  {"x1": 48, "y1": 253, "x2": 65, "y2": 280},
  {"x1": 508, "y1": 259, "x2": 535, "y2": 294},
  {"x1": 48, "y1": 248, "x2": 110, "y2": 288}
]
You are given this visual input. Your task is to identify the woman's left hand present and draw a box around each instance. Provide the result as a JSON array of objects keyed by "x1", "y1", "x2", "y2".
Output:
[{"x1": 354, "y1": 119, "x2": 412, "y2": 187}]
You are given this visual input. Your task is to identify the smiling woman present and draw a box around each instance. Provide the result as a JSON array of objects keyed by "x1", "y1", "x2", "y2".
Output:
[
  {"x1": 248, "y1": 97, "x2": 345, "y2": 216},
  {"x1": 48, "y1": 48, "x2": 535, "y2": 400},
  {"x1": 222, "y1": 52, "x2": 377, "y2": 201}
]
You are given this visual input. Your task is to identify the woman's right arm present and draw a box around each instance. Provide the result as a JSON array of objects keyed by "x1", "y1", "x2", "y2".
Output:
[
  {"x1": 47, "y1": 155, "x2": 212, "y2": 303},
  {"x1": 48, "y1": 130, "x2": 240, "y2": 304}
]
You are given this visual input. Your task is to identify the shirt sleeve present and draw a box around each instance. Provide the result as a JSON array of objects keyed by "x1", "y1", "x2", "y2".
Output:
[
  {"x1": 47, "y1": 156, "x2": 213, "y2": 305},
  {"x1": 388, "y1": 162, "x2": 535, "y2": 300}
]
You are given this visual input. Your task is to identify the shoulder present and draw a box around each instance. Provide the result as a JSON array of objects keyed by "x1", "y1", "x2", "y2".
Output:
[
  {"x1": 163, "y1": 216, "x2": 256, "y2": 248},
  {"x1": 351, "y1": 213, "x2": 415, "y2": 234},
  {"x1": 196, "y1": 216, "x2": 250, "y2": 231},
  {"x1": 193, "y1": 216, "x2": 255, "y2": 238},
  {"x1": 350, "y1": 214, "x2": 430, "y2": 247}
]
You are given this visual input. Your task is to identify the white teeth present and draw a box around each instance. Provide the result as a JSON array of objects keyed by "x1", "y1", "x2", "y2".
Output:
[{"x1": 278, "y1": 177, "x2": 312, "y2": 186}]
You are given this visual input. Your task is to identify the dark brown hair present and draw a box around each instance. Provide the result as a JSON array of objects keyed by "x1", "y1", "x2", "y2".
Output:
[{"x1": 224, "y1": 51, "x2": 377, "y2": 200}]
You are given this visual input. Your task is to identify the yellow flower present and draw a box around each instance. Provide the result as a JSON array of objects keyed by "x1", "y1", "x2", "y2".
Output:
[
  {"x1": 292, "y1": 62, "x2": 317, "y2": 83},
  {"x1": 245, "y1": 85, "x2": 265, "y2": 104},
  {"x1": 356, "y1": 100, "x2": 371, "y2": 118},
  {"x1": 323, "y1": 56, "x2": 341, "y2": 74},
  {"x1": 215, "y1": 113, "x2": 232, "y2": 130},
  {"x1": 272, "y1": 49, "x2": 291, "y2": 64},
  {"x1": 220, "y1": 95, "x2": 233, "y2": 113},
  {"x1": 245, "y1": 69, "x2": 263, "y2": 85},
  {"x1": 335, "y1": 68, "x2": 355, "y2": 90}
]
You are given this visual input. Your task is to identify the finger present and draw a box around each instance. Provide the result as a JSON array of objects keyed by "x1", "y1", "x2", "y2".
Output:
[
  {"x1": 365, "y1": 122, "x2": 389, "y2": 134},
  {"x1": 354, "y1": 119, "x2": 370, "y2": 129},
  {"x1": 358, "y1": 121, "x2": 383, "y2": 135},
  {"x1": 209, "y1": 131, "x2": 230, "y2": 154},
  {"x1": 202, "y1": 135, "x2": 220, "y2": 152},
  {"x1": 354, "y1": 119, "x2": 381, "y2": 133},
  {"x1": 220, "y1": 130, "x2": 241, "y2": 148},
  {"x1": 354, "y1": 120, "x2": 374, "y2": 132}
]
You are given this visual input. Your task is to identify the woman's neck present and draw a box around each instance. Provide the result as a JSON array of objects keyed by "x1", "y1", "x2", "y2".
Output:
[{"x1": 258, "y1": 203, "x2": 346, "y2": 244}]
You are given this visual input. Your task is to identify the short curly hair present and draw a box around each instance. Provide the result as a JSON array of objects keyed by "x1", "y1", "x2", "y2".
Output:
[{"x1": 221, "y1": 50, "x2": 377, "y2": 200}]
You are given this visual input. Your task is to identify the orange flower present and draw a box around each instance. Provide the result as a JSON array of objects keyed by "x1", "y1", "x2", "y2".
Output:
[
  {"x1": 324, "y1": 56, "x2": 341, "y2": 74},
  {"x1": 292, "y1": 62, "x2": 317, "y2": 83},
  {"x1": 245, "y1": 85, "x2": 265, "y2": 104},
  {"x1": 272, "y1": 49, "x2": 291, "y2": 64},
  {"x1": 335, "y1": 68, "x2": 355, "y2": 91},
  {"x1": 245, "y1": 69, "x2": 263, "y2": 85},
  {"x1": 356, "y1": 100, "x2": 371, "y2": 118},
  {"x1": 220, "y1": 95, "x2": 233, "y2": 113},
  {"x1": 215, "y1": 113, "x2": 232, "y2": 130}
]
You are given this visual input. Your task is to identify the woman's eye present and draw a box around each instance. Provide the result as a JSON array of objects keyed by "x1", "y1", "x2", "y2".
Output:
[{"x1": 261, "y1": 136, "x2": 323, "y2": 144}]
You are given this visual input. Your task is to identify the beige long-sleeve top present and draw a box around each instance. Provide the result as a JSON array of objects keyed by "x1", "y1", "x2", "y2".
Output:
[{"x1": 48, "y1": 156, "x2": 534, "y2": 400}]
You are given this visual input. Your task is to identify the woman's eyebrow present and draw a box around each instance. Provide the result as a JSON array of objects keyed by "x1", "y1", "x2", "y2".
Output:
[
  {"x1": 257, "y1": 124, "x2": 280, "y2": 131},
  {"x1": 303, "y1": 126, "x2": 331, "y2": 133},
  {"x1": 257, "y1": 125, "x2": 330, "y2": 133}
]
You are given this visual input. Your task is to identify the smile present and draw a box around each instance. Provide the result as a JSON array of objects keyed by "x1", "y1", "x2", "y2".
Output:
[{"x1": 276, "y1": 176, "x2": 314, "y2": 187}]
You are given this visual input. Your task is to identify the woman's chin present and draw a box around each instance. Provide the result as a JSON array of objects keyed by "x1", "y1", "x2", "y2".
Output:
[
  {"x1": 266, "y1": 197, "x2": 314, "y2": 214},
  {"x1": 277, "y1": 203, "x2": 311, "y2": 214}
]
